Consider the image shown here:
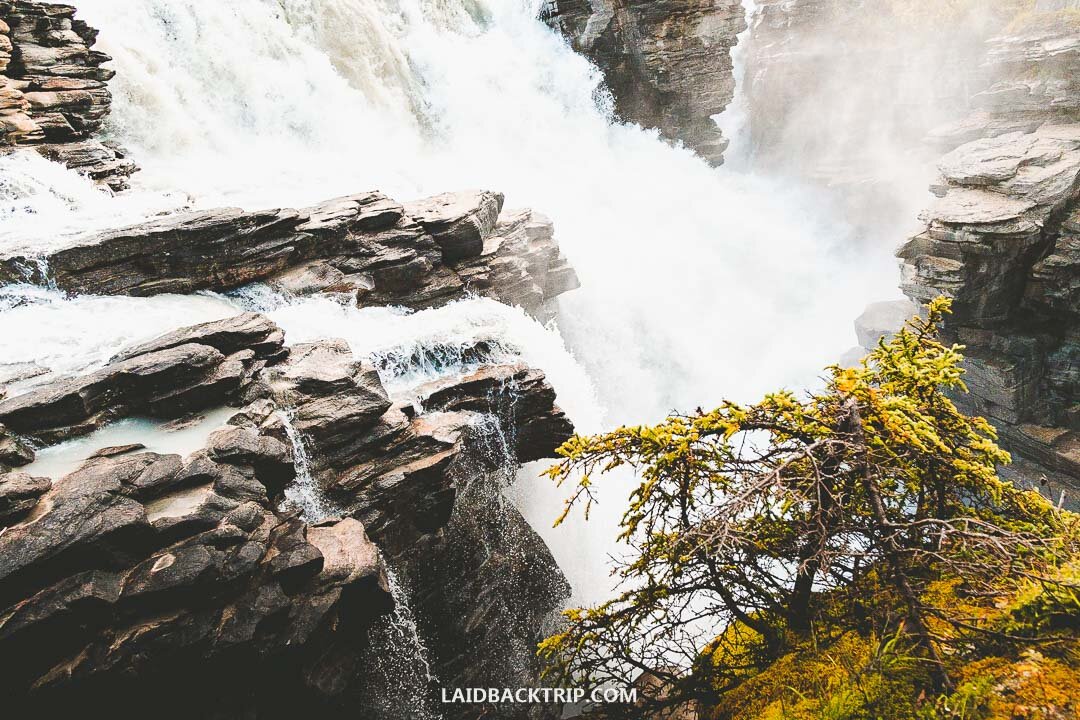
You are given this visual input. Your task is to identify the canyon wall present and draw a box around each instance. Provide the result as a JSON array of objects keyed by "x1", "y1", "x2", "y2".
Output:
[
  {"x1": 741, "y1": 0, "x2": 1035, "y2": 241},
  {"x1": 540, "y1": 0, "x2": 746, "y2": 165},
  {"x1": 897, "y1": 10, "x2": 1080, "y2": 503},
  {"x1": 745, "y1": 0, "x2": 1031, "y2": 174}
]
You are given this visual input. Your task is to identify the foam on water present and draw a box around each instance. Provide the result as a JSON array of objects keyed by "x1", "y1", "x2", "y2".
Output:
[
  {"x1": 1, "y1": 0, "x2": 905, "y2": 602},
  {"x1": 6, "y1": 0, "x2": 899, "y2": 421},
  {"x1": 0, "y1": 287, "x2": 238, "y2": 389}
]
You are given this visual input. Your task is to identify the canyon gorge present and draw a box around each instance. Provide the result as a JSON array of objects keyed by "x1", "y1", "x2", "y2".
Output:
[{"x1": 2, "y1": 0, "x2": 1079, "y2": 718}]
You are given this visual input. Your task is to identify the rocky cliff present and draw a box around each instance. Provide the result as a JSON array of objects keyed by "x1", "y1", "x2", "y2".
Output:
[
  {"x1": 744, "y1": 0, "x2": 1029, "y2": 174},
  {"x1": 0, "y1": 188, "x2": 579, "y2": 322},
  {"x1": 0, "y1": 184, "x2": 581, "y2": 716},
  {"x1": 0, "y1": 1, "x2": 135, "y2": 189},
  {"x1": 896, "y1": 9, "x2": 1080, "y2": 504},
  {"x1": 0, "y1": 311, "x2": 574, "y2": 717},
  {"x1": 0, "y1": 4, "x2": 584, "y2": 716},
  {"x1": 540, "y1": 0, "x2": 746, "y2": 165},
  {"x1": 739, "y1": 0, "x2": 1038, "y2": 242}
]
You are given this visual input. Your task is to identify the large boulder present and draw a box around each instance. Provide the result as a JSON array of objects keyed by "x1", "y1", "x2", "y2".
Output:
[{"x1": 404, "y1": 190, "x2": 504, "y2": 262}]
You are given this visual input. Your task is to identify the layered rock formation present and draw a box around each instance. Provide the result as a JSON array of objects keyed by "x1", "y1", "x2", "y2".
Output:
[
  {"x1": 740, "y1": 0, "x2": 1037, "y2": 244},
  {"x1": 931, "y1": 10, "x2": 1080, "y2": 148},
  {"x1": 0, "y1": 311, "x2": 575, "y2": 717},
  {"x1": 0, "y1": 4, "x2": 585, "y2": 716},
  {"x1": 0, "y1": 188, "x2": 579, "y2": 321},
  {"x1": 896, "y1": 10, "x2": 1080, "y2": 505},
  {"x1": 0, "y1": 1, "x2": 135, "y2": 189},
  {"x1": 540, "y1": 0, "x2": 746, "y2": 165},
  {"x1": 265, "y1": 343, "x2": 573, "y2": 718},
  {"x1": 0, "y1": 313, "x2": 285, "y2": 445}
]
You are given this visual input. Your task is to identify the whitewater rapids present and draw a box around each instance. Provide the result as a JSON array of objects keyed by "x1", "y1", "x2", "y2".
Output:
[{"x1": 0, "y1": 0, "x2": 903, "y2": 602}]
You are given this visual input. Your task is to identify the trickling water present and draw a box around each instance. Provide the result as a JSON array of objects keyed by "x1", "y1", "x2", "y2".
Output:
[
  {"x1": 360, "y1": 568, "x2": 443, "y2": 720},
  {"x1": 276, "y1": 408, "x2": 343, "y2": 522},
  {"x1": 8, "y1": 256, "x2": 55, "y2": 288}
]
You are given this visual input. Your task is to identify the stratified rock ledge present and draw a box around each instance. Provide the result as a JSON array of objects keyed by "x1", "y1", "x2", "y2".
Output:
[
  {"x1": 1, "y1": 188, "x2": 580, "y2": 322},
  {"x1": 0, "y1": 311, "x2": 574, "y2": 718}
]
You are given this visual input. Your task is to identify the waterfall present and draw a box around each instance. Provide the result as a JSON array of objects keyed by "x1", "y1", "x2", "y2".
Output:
[
  {"x1": 359, "y1": 568, "x2": 444, "y2": 720},
  {"x1": 10, "y1": 0, "x2": 899, "y2": 422},
  {"x1": 276, "y1": 408, "x2": 343, "y2": 523},
  {"x1": 1, "y1": 0, "x2": 904, "y2": 606}
]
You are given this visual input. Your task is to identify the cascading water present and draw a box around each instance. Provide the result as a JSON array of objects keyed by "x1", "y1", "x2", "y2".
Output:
[
  {"x1": 276, "y1": 408, "x2": 344, "y2": 522},
  {"x1": 359, "y1": 568, "x2": 444, "y2": 720},
  {"x1": 1, "y1": 0, "x2": 903, "y2": 606}
]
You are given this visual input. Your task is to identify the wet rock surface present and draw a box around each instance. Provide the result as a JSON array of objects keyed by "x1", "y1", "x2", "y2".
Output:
[
  {"x1": 0, "y1": 309, "x2": 576, "y2": 717},
  {"x1": 541, "y1": 0, "x2": 745, "y2": 165},
  {"x1": 0, "y1": 189, "x2": 579, "y2": 321},
  {"x1": 0, "y1": 435, "x2": 394, "y2": 716},
  {"x1": 0, "y1": 313, "x2": 285, "y2": 444},
  {"x1": 0, "y1": 1, "x2": 136, "y2": 189},
  {"x1": 1, "y1": 5, "x2": 579, "y2": 717}
]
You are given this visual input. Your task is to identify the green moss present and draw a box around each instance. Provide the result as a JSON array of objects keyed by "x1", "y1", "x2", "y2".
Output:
[
  {"x1": 705, "y1": 565, "x2": 1080, "y2": 720},
  {"x1": 709, "y1": 632, "x2": 927, "y2": 720}
]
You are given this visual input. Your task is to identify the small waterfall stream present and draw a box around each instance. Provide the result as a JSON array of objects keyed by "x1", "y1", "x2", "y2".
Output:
[
  {"x1": 276, "y1": 408, "x2": 342, "y2": 523},
  {"x1": 360, "y1": 568, "x2": 444, "y2": 720}
]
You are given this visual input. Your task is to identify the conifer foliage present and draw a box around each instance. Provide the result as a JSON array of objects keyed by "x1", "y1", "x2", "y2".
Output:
[{"x1": 540, "y1": 299, "x2": 1075, "y2": 717}]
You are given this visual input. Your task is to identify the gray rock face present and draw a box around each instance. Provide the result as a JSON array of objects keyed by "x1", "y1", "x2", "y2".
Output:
[
  {"x1": 259, "y1": 341, "x2": 573, "y2": 719},
  {"x1": 744, "y1": 0, "x2": 1022, "y2": 188},
  {"x1": 404, "y1": 189, "x2": 504, "y2": 262},
  {"x1": 113, "y1": 312, "x2": 287, "y2": 362},
  {"x1": 417, "y1": 362, "x2": 575, "y2": 464},
  {"x1": 0, "y1": 189, "x2": 579, "y2": 320},
  {"x1": 0, "y1": 423, "x2": 33, "y2": 468},
  {"x1": 266, "y1": 340, "x2": 392, "y2": 453},
  {"x1": 0, "y1": 307, "x2": 577, "y2": 715},
  {"x1": 931, "y1": 12, "x2": 1080, "y2": 149},
  {"x1": 0, "y1": 2, "x2": 136, "y2": 190},
  {"x1": 0, "y1": 314, "x2": 285, "y2": 443},
  {"x1": 896, "y1": 12, "x2": 1080, "y2": 505},
  {"x1": 541, "y1": 0, "x2": 746, "y2": 165},
  {"x1": 0, "y1": 443, "x2": 393, "y2": 716},
  {"x1": 0, "y1": 471, "x2": 48, "y2": 524}
]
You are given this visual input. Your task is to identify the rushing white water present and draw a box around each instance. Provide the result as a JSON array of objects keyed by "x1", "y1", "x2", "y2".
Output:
[
  {"x1": 0, "y1": 0, "x2": 904, "y2": 603},
  {"x1": 6, "y1": 0, "x2": 899, "y2": 417},
  {"x1": 0, "y1": 286, "x2": 238, "y2": 390}
]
